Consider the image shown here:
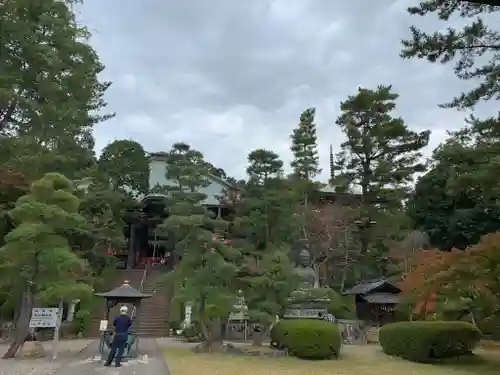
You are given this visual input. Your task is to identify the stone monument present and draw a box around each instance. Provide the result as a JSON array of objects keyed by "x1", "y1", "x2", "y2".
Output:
[{"x1": 283, "y1": 248, "x2": 331, "y2": 319}]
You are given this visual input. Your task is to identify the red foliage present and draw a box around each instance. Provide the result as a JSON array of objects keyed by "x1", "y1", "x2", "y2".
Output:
[
  {"x1": 397, "y1": 249, "x2": 458, "y2": 313},
  {"x1": 0, "y1": 168, "x2": 29, "y2": 209}
]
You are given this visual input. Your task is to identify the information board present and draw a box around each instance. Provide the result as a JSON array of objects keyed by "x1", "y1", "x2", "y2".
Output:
[{"x1": 29, "y1": 308, "x2": 59, "y2": 328}]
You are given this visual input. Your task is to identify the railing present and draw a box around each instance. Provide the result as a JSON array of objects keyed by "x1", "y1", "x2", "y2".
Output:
[{"x1": 131, "y1": 260, "x2": 150, "y2": 319}]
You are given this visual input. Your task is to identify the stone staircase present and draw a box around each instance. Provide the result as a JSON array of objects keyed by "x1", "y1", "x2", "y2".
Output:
[{"x1": 134, "y1": 268, "x2": 173, "y2": 337}]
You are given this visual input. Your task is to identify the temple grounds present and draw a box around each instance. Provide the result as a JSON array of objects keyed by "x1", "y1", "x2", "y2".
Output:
[{"x1": 163, "y1": 344, "x2": 499, "y2": 375}]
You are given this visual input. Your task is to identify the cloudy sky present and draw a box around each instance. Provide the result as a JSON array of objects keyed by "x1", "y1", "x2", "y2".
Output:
[{"x1": 77, "y1": 0, "x2": 493, "y2": 181}]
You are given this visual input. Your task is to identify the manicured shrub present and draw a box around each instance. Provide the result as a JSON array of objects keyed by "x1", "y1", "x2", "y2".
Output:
[
  {"x1": 379, "y1": 321, "x2": 482, "y2": 363},
  {"x1": 270, "y1": 319, "x2": 341, "y2": 359}
]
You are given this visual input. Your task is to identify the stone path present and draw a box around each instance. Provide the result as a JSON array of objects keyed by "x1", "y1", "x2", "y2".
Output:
[
  {"x1": 56, "y1": 339, "x2": 170, "y2": 375},
  {"x1": 0, "y1": 339, "x2": 170, "y2": 375}
]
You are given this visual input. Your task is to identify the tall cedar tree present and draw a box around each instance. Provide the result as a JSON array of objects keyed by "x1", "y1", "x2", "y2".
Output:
[
  {"x1": 0, "y1": 0, "x2": 111, "y2": 180},
  {"x1": 401, "y1": 0, "x2": 500, "y2": 109},
  {"x1": 333, "y1": 85, "x2": 429, "y2": 255},
  {"x1": 156, "y1": 143, "x2": 239, "y2": 351},
  {"x1": 0, "y1": 173, "x2": 91, "y2": 358},
  {"x1": 98, "y1": 140, "x2": 150, "y2": 196},
  {"x1": 290, "y1": 108, "x2": 320, "y2": 180},
  {"x1": 233, "y1": 150, "x2": 298, "y2": 343},
  {"x1": 289, "y1": 108, "x2": 323, "y2": 281}
]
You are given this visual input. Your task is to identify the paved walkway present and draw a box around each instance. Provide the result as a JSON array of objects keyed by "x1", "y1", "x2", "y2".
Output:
[
  {"x1": 56, "y1": 339, "x2": 170, "y2": 375},
  {"x1": 0, "y1": 339, "x2": 93, "y2": 375}
]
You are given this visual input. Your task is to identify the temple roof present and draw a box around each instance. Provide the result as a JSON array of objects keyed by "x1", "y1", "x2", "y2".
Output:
[
  {"x1": 94, "y1": 281, "x2": 152, "y2": 299},
  {"x1": 344, "y1": 279, "x2": 400, "y2": 295}
]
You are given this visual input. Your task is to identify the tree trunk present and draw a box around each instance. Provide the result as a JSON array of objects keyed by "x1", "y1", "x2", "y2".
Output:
[
  {"x1": 252, "y1": 323, "x2": 270, "y2": 346},
  {"x1": 199, "y1": 318, "x2": 224, "y2": 352},
  {"x1": 3, "y1": 287, "x2": 34, "y2": 359}
]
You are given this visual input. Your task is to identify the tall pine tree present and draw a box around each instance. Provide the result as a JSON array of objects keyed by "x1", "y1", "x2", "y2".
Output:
[
  {"x1": 334, "y1": 85, "x2": 429, "y2": 257},
  {"x1": 156, "y1": 143, "x2": 239, "y2": 351}
]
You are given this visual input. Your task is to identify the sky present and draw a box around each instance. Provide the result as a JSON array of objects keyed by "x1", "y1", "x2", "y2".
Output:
[{"x1": 77, "y1": 0, "x2": 496, "y2": 181}]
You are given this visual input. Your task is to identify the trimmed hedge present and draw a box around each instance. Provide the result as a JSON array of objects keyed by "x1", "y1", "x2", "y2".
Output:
[
  {"x1": 270, "y1": 319, "x2": 341, "y2": 359},
  {"x1": 379, "y1": 321, "x2": 482, "y2": 363}
]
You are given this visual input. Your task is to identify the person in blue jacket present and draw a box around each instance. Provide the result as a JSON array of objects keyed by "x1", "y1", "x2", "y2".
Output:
[{"x1": 104, "y1": 305, "x2": 132, "y2": 367}]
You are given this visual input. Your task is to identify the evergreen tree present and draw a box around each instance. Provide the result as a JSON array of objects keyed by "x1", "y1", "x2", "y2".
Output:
[
  {"x1": 0, "y1": 0, "x2": 111, "y2": 180},
  {"x1": 401, "y1": 0, "x2": 500, "y2": 109},
  {"x1": 0, "y1": 173, "x2": 91, "y2": 358},
  {"x1": 290, "y1": 108, "x2": 320, "y2": 180},
  {"x1": 233, "y1": 150, "x2": 299, "y2": 342},
  {"x1": 289, "y1": 108, "x2": 322, "y2": 270},
  {"x1": 98, "y1": 140, "x2": 150, "y2": 195},
  {"x1": 157, "y1": 143, "x2": 239, "y2": 351},
  {"x1": 242, "y1": 246, "x2": 297, "y2": 345},
  {"x1": 334, "y1": 85, "x2": 429, "y2": 257}
]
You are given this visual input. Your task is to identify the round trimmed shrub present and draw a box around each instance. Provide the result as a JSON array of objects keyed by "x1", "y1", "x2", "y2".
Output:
[
  {"x1": 270, "y1": 319, "x2": 341, "y2": 359},
  {"x1": 379, "y1": 321, "x2": 481, "y2": 363}
]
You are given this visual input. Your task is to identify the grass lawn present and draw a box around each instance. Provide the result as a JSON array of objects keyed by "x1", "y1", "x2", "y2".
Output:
[{"x1": 163, "y1": 345, "x2": 499, "y2": 375}]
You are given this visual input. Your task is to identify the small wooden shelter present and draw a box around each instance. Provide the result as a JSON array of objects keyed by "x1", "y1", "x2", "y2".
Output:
[
  {"x1": 94, "y1": 281, "x2": 151, "y2": 358},
  {"x1": 345, "y1": 279, "x2": 401, "y2": 325}
]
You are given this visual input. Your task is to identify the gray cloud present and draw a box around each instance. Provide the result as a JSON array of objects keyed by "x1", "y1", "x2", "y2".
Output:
[{"x1": 78, "y1": 0, "x2": 497, "y2": 180}]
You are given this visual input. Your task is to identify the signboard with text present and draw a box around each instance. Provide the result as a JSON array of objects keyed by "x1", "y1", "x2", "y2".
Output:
[{"x1": 29, "y1": 308, "x2": 59, "y2": 328}]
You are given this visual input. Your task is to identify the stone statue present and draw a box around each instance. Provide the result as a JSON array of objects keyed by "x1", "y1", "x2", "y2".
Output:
[{"x1": 294, "y1": 249, "x2": 317, "y2": 289}]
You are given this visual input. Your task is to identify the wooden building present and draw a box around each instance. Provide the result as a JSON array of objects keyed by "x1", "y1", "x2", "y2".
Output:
[{"x1": 344, "y1": 279, "x2": 401, "y2": 325}]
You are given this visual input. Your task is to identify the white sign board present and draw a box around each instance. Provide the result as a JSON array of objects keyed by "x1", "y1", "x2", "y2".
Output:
[
  {"x1": 99, "y1": 320, "x2": 108, "y2": 332},
  {"x1": 29, "y1": 308, "x2": 59, "y2": 328}
]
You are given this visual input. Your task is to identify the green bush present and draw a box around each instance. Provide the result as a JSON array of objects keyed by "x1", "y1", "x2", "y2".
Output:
[
  {"x1": 270, "y1": 319, "x2": 341, "y2": 359},
  {"x1": 379, "y1": 321, "x2": 482, "y2": 363}
]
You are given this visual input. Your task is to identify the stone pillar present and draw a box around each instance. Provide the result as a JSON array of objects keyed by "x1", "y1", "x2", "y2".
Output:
[
  {"x1": 66, "y1": 299, "x2": 80, "y2": 322},
  {"x1": 183, "y1": 303, "x2": 192, "y2": 328},
  {"x1": 127, "y1": 224, "x2": 137, "y2": 269}
]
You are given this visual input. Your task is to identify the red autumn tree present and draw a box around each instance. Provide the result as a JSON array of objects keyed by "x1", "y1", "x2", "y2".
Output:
[{"x1": 398, "y1": 249, "x2": 458, "y2": 314}]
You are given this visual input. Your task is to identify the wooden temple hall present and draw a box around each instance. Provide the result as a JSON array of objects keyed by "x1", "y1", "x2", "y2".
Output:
[{"x1": 77, "y1": 152, "x2": 240, "y2": 270}]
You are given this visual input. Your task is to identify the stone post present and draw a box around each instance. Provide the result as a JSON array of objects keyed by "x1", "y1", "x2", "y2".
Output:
[{"x1": 66, "y1": 299, "x2": 80, "y2": 322}]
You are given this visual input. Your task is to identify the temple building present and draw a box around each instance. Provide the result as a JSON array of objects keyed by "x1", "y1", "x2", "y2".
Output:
[{"x1": 76, "y1": 152, "x2": 239, "y2": 270}]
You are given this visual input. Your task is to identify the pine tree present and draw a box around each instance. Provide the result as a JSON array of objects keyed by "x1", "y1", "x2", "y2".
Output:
[
  {"x1": 334, "y1": 85, "x2": 429, "y2": 258},
  {"x1": 157, "y1": 143, "x2": 239, "y2": 351},
  {"x1": 233, "y1": 150, "x2": 299, "y2": 343},
  {"x1": 243, "y1": 246, "x2": 297, "y2": 345},
  {"x1": 401, "y1": 0, "x2": 500, "y2": 109},
  {"x1": 0, "y1": 173, "x2": 91, "y2": 358}
]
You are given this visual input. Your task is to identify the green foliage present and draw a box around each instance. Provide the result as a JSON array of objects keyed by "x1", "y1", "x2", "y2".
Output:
[
  {"x1": 156, "y1": 143, "x2": 240, "y2": 343},
  {"x1": 290, "y1": 108, "x2": 320, "y2": 180},
  {"x1": 98, "y1": 140, "x2": 150, "y2": 195},
  {"x1": 270, "y1": 319, "x2": 341, "y2": 359},
  {"x1": 379, "y1": 321, "x2": 482, "y2": 363},
  {"x1": 242, "y1": 247, "x2": 298, "y2": 325},
  {"x1": 409, "y1": 116, "x2": 500, "y2": 250},
  {"x1": 0, "y1": 0, "x2": 110, "y2": 180},
  {"x1": 0, "y1": 173, "x2": 92, "y2": 303},
  {"x1": 77, "y1": 179, "x2": 134, "y2": 274},
  {"x1": 401, "y1": 1, "x2": 500, "y2": 109},
  {"x1": 333, "y1": 85, "x2": 429, "y2": 256},
  {"x1": 327, "y1": 293, "x2": 357, "y2": 320}
]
